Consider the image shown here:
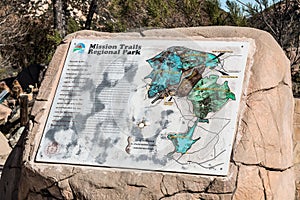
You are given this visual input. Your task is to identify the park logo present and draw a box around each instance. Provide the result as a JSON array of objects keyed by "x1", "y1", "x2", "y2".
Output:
[{"x1": 73, "y1": 43, "x2": 86, "y2": 54}]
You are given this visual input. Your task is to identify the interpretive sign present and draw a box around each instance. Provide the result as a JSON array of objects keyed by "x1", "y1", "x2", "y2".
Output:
[{"x1": 36, "y1": 39, "x2": 249, "y2": 175}]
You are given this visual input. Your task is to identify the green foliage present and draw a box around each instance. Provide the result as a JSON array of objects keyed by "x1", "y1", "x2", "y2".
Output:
[
  {"x1": 47, "y1": 31, "x2": 62, "y2": 46},
  {"x1": 25, "y1": 22, "x2": 55, "y2": 66},
  {"x1": 0, "y1": 68, "x2": 7, "y2": 79},
  {"x1": 174, "y1": 0, "x2": 206, "y2": 26},
  {"x1": 46, "y1": 30, "x2": 62, "y2": 63},
  {"x1": 67, "y1": 18, "x2": 81, "y2": 34},
  {"x1": 205, "y1": 0, "x2": 226, "y2": 25},
  {"x1": 146, "y1": 0, "x2": 172, "y2": 27},
  {"x1": 109, "y1": 0, "x2": 143, "y2": 31},
  {"x1": 105, "y1": 20, "x2": 127, "y2": 32},
  {"x1": 44, "y1": 18, "x2": 81, "y2": 64},
  {"x1": 108, "y1": 0, "x2": 222, "y2": 30},
  {"x1": 225, "y1": 0, "x2": 248, "y2": 26}
]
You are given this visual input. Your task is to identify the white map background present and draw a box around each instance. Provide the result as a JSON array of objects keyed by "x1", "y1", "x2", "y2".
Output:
[{"x1": 36, "y1": 39, "x2": 249, "y2": 175}]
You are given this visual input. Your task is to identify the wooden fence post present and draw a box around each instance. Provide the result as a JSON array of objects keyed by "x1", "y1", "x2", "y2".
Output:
[{"x1": 20, "y1": 95, "x2": 28, "y2": 127}]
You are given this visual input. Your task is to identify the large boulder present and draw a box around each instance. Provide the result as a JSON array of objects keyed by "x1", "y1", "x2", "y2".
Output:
[{"x1": 0, "y1": 27, "x2": 295, "y2": 199}]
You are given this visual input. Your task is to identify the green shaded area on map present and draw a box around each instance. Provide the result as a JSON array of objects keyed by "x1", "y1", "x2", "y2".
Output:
[
  {"x1": 166, "y1": 75, "x2": 236, "y2": 155},
  {"x1": 188, "y1": 74, "x2": 236, "y2": 119}
]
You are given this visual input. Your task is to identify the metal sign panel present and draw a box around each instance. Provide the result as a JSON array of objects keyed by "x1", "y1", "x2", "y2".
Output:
[{"x1": 36, "y1": 39, "x2": 249, "y2": 175}]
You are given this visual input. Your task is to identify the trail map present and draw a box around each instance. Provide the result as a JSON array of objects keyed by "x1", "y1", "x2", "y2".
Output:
[{"x1": 36, "y1": 39, "x2": 249, "y2": 175}]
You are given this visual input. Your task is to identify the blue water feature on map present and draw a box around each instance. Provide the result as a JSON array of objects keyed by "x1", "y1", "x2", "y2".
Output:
[
  {"x1": 167, "y1": 119, "x2": 201, "y2": 155},
  {"x1": 145, "y1": 52, "x2": 183, "y2": 98},
  {"x1": 145, "y1": 46, "x2": 220, "y2": 98}
]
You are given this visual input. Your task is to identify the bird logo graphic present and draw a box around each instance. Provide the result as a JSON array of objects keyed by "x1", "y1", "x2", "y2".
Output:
[{"x1": 73, "y1": 43, "x2": 85, "y2": 54}]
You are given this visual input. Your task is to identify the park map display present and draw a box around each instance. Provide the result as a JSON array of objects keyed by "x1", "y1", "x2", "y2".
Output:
[{"x1": 36, "y1": 39, "x2": 249, "y2": 175}]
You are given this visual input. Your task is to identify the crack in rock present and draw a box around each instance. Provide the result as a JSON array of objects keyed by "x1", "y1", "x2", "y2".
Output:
[
  {"x1": 232, "y1": 163, "x2": 240, "y2": 197},
  {"x1": 246, "y1": 80, "x2": 290, "y2": 97},
  {"x1": 34, "y1": 172, "x2": 79, "y2": 199},
  {"x1": 236, "y1": 161, "x2": 292, "y2": 172},
  {"x1": 159, "y1": 175, "x2": 213, "y2": 200},
  {"x1": 258, "y1": 169, "x2": 268, "y2": 200},
  {"x1": 127, "y1": 183, "x2": 147, "y2": 188},
  {"x1": 204, "y1": 179, "x2": 215, "y2": 193},
  {"x1": 160, "y1": 175, "x2": 168, "y2": 196}
]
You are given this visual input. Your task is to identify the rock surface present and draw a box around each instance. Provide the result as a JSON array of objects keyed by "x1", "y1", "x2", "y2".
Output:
[
  {"x1": 294, "y1": 99, "x2": 300, "y2": 199},
  {"x1": 0, "y1": 104, "x2": 11, "y2": 125},
  {"x1": 0, "y1": 131, "x2": 11, "y2": 165},
  {"x1": 0, "y1": 104, "x2": 13, "y2": 167},
  {"x1": 0, "y1": 27, "x2": 295, "y2": 199}
]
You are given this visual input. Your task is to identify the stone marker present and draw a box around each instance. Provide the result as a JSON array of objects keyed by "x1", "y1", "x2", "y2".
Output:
[
  {"x1": 36, "y1": 38, "x2": 249, "y2": 176},
  {"x1": 0, "y1": 27, "x2": 295, "y2": 199}
]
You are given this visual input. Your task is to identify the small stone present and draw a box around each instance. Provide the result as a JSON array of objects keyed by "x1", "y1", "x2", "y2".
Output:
[
  {"x1": 0, "y1": 81, "x2": 10, "y2": 93},
  {"x1": 138, "y1": 122, "x2": 145, "y2": 128},
  {"x1": 11, "y1": 80, "x2": 23, "y2": 99}
]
